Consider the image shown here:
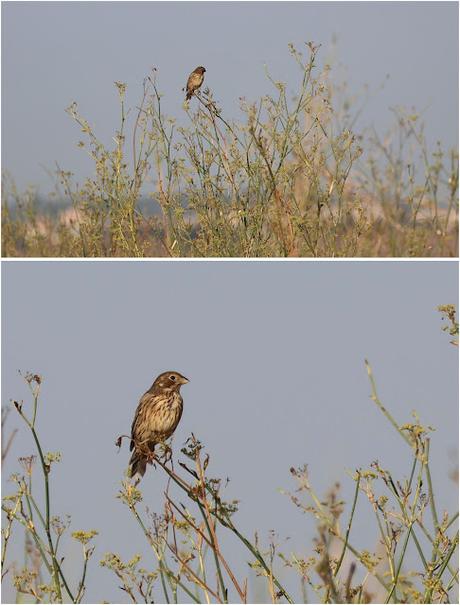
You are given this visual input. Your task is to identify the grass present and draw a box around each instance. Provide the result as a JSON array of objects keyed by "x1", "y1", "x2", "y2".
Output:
[
  {"x1": 1, "y1": 307, "x2": 458, "y2": 603},
  {"x1": 2, "y1": 42, "x2": 458, "y2": 257}
]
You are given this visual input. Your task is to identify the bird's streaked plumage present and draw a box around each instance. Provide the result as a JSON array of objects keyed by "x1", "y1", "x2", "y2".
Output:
[
  {"x1": 129, "y1": 371, "x2": 189, "y2": 479},
  {"x1": 185, "y1": 66, "x2": 206, "y2": 100}
]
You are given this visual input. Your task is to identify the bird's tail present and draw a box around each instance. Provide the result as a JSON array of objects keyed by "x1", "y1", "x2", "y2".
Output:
[
  {"x1": 128, "y1": 449, "x2": 147, "y2": 480},
  {"x1": 186, "y1": 91, "x2": 192, "y2": 101}
]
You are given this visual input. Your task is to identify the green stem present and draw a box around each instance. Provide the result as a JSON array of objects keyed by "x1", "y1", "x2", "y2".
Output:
[
  {"x1": 435, "y1": 532, "x2": 459, "y2": 582},
  {"x1": 302, "y1": 471, "x2": 390, "y2": 592},
  {"x1": 372, "y1": 506, "x2": 396, "y2": 590},
  {"x1": 22, "y1": 490, "x2": 77, "y2": 599},
  {"x1": 130, "y1": 499, "x2": 210, "y2": 605},
  {"x1": 406, "y1": 454, "x2": 418, "y2": 494},
  {"x1": 197, "y1": 502, "x2": 228, "y2": 602},
  {"x1": 75, "y1": 549, "x2": 89, "y2": 603},
  {"x1": 130, "y1": 505, "x2": 171, "y2": 604},
  {"x1": 158, "y1": 458, "x2": 294, "y2": 603},
  {"x1": 445, "y1": 568, "x2": 459, "y2": 593},
  {"x1": 425, "y1": 440, "x2": 440, "y2": 531},
  {"x1": 335, "y1": 536, "x2": 390, "y2": 593},
  {"x1": 425, "y1": 531, "x2": 459, "y2": 603},
  {"x1": 410, "y1": 528, "x2": 428, "y2": 570},
  {"x1": 14, "y1": 401, "x2": 72, "y2": 603},
  {"x1": 3, "y1": 505, "x2": 64, "y2": 592},
  {"x1": 385, "y1": 523, "x2": 413, "y2": 603},
  {"x1": 415, "y1": 520, "x2": 459, "y2": 580},
  {"x1": 334, "y1": 473, "x2": 360, "y2": 577},
  {"x1": 30, "y1": 427, "x2": 63, "y2": 602},
  {"x1": 365, "y1": 360, "x2": 412, "y2": 447},
  {"x1": 225, "y1": 521, "x2": 294, "y2": 602},
  {"x1": 25, "y1": 492, "x2": 46, "y2": 533},
  {"x1": 446, "y1": 512, "x2": 459, "y2": 531}
]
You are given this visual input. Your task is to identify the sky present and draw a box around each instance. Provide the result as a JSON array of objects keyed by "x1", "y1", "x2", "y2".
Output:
[
  {"x1": 2, "y1": 2, "x2": 459, "y2": 195},
  {"x1": 2, "y1": 259, "x2": 458, "y2": 602}
]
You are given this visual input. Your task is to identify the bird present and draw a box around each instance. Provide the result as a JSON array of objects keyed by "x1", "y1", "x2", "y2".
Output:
[
  {"x1": 185, "y1": 66, "x2": 206, "y2": 101},
  {"x1": 128, "y1": 371, "x2": 189, "y2": 480}
]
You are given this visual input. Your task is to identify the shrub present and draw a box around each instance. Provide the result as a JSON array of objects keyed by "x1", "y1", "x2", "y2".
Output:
[{"x1": 2, "y1": 43, "x2": 458, "y2": 257}]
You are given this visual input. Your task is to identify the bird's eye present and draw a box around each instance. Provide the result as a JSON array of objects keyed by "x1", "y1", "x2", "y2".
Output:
[{"x1": 169, "y1": 375, "x2": 176, "y2": 381}]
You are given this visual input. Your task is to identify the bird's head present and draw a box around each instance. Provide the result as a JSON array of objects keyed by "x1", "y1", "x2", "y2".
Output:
[
  {"x1": 195, "y1": 66, "x2": 206, "y2": 74},
  {"x1": 154, "y1": 371, "x2": 189, "y2": 392}
]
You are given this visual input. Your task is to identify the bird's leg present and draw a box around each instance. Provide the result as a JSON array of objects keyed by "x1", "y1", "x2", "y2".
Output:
[{"x1": 146, "y1": 442, "x2": 157, "y2": 468}]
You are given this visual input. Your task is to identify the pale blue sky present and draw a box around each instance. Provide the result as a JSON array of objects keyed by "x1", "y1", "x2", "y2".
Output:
[
  {"x1": 2, "y1": 2, "x2": 459, "y2": 194},
  {"x1": 2, "y1": 260, "x2": 458, "y2": 602}
]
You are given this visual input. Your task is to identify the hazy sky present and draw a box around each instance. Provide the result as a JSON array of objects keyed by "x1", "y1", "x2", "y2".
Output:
[
  {"x1": 2, "y1": 260, "x2": 458, "y2": 602},
  {"x1": 2, "y1": 2, "x2": 459, "y2": 194}
]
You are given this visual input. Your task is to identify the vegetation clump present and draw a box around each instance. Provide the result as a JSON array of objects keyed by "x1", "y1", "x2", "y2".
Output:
[{"x1": 2, "y1": 43, "x2": 458, "y2": 257}]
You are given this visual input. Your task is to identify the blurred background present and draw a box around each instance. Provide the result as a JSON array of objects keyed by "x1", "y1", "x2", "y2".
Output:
[
  {"x1": 2, "y1": 260, "x2": 458, "y2": 602},
  {"x1": 2, "y1": 1, "x2": 458, "y2": 193}
]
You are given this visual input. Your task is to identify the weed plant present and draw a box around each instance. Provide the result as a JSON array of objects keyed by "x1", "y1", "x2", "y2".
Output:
[
  {"x1": 2, "y1": 307, "x2": 458, "y2": 603},
  {"x1": 2, "y1": 43, "x2": 458, "y2": 257}
]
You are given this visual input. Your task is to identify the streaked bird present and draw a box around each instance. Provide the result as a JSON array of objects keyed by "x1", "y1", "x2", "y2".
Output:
[
  {"x1": 129, "y1": 371, "x2": 189, "y2": 479},
  {"x1": 185, "y1": 66, "x2": 206, "y2": 101}
]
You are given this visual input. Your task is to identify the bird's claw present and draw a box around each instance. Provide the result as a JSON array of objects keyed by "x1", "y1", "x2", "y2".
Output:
[{"x1": 145, "y1": 450, "x2": 157, "y2": 468}]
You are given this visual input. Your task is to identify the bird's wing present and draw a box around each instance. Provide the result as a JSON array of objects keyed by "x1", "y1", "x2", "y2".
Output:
[
  {"x1": 130, "y1": 391, "x2": 154, "y2": 450},
  {"x1": 186, "y1": 72, "x2": 201, "y2": 92}
]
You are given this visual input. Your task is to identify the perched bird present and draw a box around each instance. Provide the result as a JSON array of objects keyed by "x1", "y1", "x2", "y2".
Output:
[
  {"x1": 185, "y1": 66, "x2": 206, "y2": 100},
  {"x1": 129, "y1": 371, "x2": 189, "y2": 479}
]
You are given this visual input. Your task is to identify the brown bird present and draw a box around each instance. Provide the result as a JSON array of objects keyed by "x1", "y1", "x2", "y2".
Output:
[
  {"x1": 185, "y1": 66, "x2": 206, "y2": 100},
  {"x1": 129, "y1": 371, "x2": 189, "y2": 479}
]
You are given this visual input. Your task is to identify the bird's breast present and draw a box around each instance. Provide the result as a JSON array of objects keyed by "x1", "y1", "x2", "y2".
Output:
[{"x1": 150, "y1": 392, "x2": 183, "y2": 438}]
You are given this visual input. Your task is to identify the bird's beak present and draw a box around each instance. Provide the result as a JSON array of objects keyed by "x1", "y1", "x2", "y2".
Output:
[{"x1": 181, "y1": 376, "x2": 190, "y2": 384}]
